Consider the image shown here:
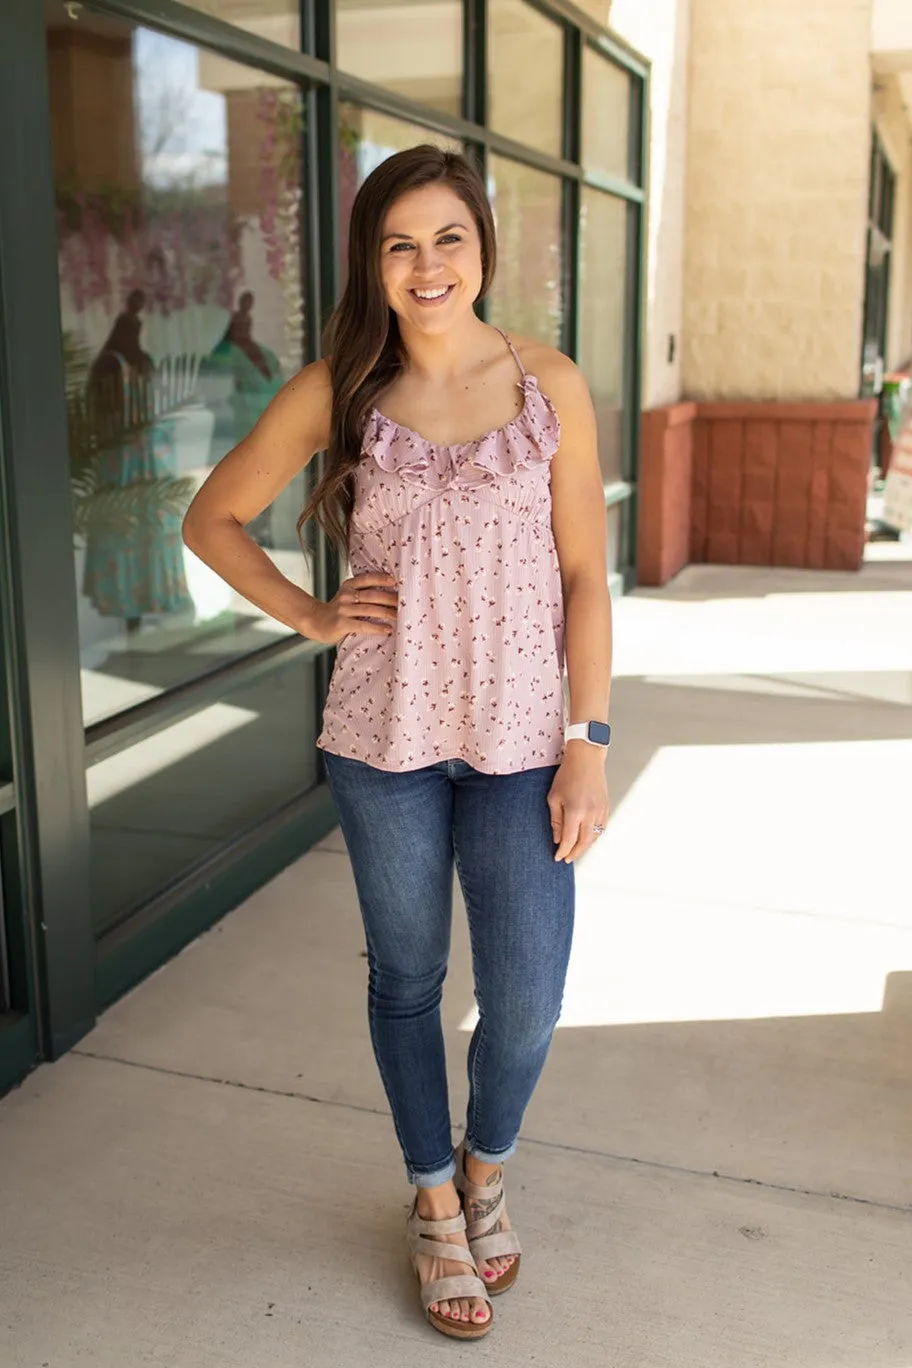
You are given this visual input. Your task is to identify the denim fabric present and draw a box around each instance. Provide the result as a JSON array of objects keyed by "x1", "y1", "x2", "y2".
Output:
[{"x1": 323, "y1": 752, "x2": 575, "y2": 1187}]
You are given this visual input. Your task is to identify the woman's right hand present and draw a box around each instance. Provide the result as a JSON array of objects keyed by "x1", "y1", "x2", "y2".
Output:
[{"x1": 306, "y1": 572, "x2": 399, "y2": 644}]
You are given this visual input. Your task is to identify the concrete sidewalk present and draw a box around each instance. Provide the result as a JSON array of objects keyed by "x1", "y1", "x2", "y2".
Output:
[{"x1": 2, "y1": 562, "x2": 912, "y2": 1367}]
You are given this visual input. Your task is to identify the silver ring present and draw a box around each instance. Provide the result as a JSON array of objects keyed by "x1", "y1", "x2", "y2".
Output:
[
  {"x1": 353, "y1": 589, "x2": 360, "y2": 604},
  {"x1": 592, "y1": 823, "x2": 606, "y2": 836}
]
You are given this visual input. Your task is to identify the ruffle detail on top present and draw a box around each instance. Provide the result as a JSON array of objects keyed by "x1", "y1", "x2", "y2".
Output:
[{"x1": 364, "y1": 374, "x2": 561, "y2": 489}]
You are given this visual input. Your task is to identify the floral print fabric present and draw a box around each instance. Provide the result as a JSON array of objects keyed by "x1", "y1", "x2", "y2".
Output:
[{"x1": 317, "y1": 339, "x2": 566, "y2": 775}]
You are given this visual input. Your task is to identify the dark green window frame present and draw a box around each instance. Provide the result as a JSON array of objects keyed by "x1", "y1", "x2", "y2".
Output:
[{"x1": 0, "y1": 0, "x2": 648, "y2": 1087}]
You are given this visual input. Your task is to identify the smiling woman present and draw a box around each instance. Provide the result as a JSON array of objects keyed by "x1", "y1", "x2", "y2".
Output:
[{"x1": 181, "y1": 143, "x2": 612, "y2": 1340}]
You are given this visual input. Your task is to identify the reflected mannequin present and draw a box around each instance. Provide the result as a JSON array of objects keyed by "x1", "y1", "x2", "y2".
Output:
[
  {"x1": 205, "y1": 291, "x2": 284, "y2": 546},
  {"x1": 83, "y1": 290, "x2": 193, "y2": 637}
]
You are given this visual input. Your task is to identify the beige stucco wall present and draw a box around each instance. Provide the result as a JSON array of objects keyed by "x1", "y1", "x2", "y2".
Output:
[
  {"x1": 579, "y1": 0, "x2": 691, "y2": 410},
  {"x1": 682, "y1": 0, "x2": 872, "y2": 401},
  {"x1": 873, "y1": 73, "x2": 912, "y2": 371}
]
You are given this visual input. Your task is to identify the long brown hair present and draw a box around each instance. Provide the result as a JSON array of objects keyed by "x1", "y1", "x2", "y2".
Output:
[{"x1": 298, "y1": 145, "x2": 497, "y2": 555}]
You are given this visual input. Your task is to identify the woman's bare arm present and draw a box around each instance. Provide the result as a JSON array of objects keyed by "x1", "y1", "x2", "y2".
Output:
[
  {"x1": 182, "y1": 359, "x2": 396, "y2": 642},
  {"x1": 535, "y1": 346, "x2": 613, "y2": 862}
]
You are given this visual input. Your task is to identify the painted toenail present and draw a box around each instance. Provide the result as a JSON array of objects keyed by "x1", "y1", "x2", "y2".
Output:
[{"x1": 484, "y1": 1269, "x2": 494, "y2": 1277}]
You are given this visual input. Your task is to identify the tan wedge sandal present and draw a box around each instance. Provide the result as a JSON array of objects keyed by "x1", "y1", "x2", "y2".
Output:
[
  {"x1": 455, "y1": 1144, "x2": 523, "y2": 1296},
  {"x1": 407, "y1": 1201, "x2": 494, "y2": 1340}
]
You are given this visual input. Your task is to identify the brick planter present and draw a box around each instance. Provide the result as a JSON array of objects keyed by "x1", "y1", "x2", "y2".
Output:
[
  {"x1": 638, "y1": 402, "x2": 697, "y2": 586},
  {"x1": 637, "y1": 399, "x2": 877, "y2": 586}
]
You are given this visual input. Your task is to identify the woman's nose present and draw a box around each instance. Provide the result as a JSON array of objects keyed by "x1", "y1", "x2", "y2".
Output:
[{"x1": 413, "y1": 244, "x2": 444, "y2": 275}]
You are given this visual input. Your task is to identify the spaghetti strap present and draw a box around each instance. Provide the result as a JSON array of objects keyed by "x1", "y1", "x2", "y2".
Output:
[{"x1": 496, "y1": 328, "x2": 527, "y2": 378}]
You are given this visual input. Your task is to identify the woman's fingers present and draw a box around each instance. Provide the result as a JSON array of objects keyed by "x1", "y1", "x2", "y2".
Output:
[
  {"x1": 548, "y1": 795, "x2": 566, "y2": 857},
  {"x1": 339, "y1": 574, "x2": 399, "y2": 631},
  {"x1": 340, "y1": 591, "x2": 398, "y2": 620},
  {"x1": 553, "y1": 811, "x2": 580, "y2": 862},
  {"x1": 553, "y1": 806, "x2": 609, "y2": 862}
]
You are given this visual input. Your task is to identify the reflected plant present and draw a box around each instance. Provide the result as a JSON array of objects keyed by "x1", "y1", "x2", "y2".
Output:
[
  {"x1": 257, "y1": 88, "x2": 306, "y2": 374},
  {"x1": 55, "y1": 184, "x2": 243, "y2": 315}
]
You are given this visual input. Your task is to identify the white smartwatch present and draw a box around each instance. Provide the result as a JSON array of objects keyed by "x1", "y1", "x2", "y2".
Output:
[{"x1": 565, "y1": 721, "x2": 611, "y2": 748}]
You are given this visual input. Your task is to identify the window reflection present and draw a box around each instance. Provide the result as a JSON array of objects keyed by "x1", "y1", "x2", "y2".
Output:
[
  {"x1": 88, "y1": 654, "x2": 319, "y2": 932},
  {"x1": 48, "y1": 10, "x2": 311, "y2": 725},
  {"x1": 337, "y1": 0, "x2": 463, "y2": 117},
  {"x1": 486, "y1": 157, "x2": 563, "y2": 347},
  {"x1": 170, "y1": 0, "x2": 301, "y2": 50},
  {"x1": 488, "y1": 0, "x2": 563, "y2": 158},
  {"x1": 578, "y1": 188, "x2": 629, "y2": 485},
  {"x1": 582, "y1": 47, "x2": 632, "y2": 179}
]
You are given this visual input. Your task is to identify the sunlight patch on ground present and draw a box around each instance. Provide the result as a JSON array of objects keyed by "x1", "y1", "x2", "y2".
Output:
[
  {"x1": 612, "y1": 585, "x2": 912, "y2": 681},
  {"x1": 460, "y1": 737, "x2": 912, "y2": 1031}
]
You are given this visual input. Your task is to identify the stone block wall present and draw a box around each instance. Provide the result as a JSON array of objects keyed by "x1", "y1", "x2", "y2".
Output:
[{"x1": 683, "y1": 0, "x2": 872, "y2": 401}]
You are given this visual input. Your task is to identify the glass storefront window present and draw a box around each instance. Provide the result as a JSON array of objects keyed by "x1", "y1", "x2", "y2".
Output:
[
  {"x1": 578, "y1": 188, "x2": 629, "y2": 485},
  {"x1": 582, "y1": 46, "x2": 632, "y2": 180},
  {"x1": 337, "y1": 0, "x2": 463, "y2": 118},
  {"x1": 486, "y1": 157, "x2": 563, "y2": 347},
  {"x1": 169, "y1": 0, "x2": 301, "y2": 50},
  {"x1": 47, "y1": 12, "x2": 312, "y2": 725},
  {"x1": 488, "y1": 0, "x2": 563, "y2": 159},
  {"x1": 87, "y1": 653, "x2": 320, "y2": 932},
  {"x1": 339, "y1": 105, "x2": 462, "y2": 280}
]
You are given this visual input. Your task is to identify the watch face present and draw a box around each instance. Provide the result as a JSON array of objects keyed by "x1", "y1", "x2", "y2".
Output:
[{"x1": 587, "y1": 721, "x2": 611, "y2": 746}]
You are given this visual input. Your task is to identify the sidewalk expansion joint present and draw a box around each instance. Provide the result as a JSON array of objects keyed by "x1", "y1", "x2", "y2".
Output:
[
  {"x1": 71, "y1": 1048, "x2": 912, "y2": 1216},
  {"x1": 71, "y1": 1048, "x2": 392, "y2": 1122}
]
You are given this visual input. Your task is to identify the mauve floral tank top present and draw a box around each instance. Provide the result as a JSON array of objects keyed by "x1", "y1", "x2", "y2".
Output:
[{"x1": 316, "y1": 332, "x2": 566, "y2": 775}]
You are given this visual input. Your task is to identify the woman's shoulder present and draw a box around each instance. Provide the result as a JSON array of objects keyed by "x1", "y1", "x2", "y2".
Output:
[
  {"x1": 506, "y1": 334, "x2": 591, "y2": 407},
  {"x1": 288, "y1": 355, "x2": 333, "y2": 399},
  {"x1": 279, "y1": 356, "x2": 333, "y2": 449}
]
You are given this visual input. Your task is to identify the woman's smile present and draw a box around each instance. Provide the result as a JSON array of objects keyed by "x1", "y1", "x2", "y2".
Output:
[{"x1": 410, "y1": 285, "x2": 456, "y2": 306}]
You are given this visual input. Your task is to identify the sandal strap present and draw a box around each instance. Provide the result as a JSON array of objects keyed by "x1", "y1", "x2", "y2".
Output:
[
  {"x1": 419, "y1": 1274, "x2": 491, "y2": 1313},
  {"x1": 455, "y1": 1144, "x2": 506, "y2": 1207},
  {"x1": 469, "y1": 1230, "x2": 522, "y2": 1262},
  {"x1": 408, "y1": 1234, "x2": 477, "y2": 1266},
  {"x1": 407, "y1": 1206, "x2": 467, "y2": 1239},
  {"x1": 464, "y1": 1188, "x2": 506, "y2": 1242}
]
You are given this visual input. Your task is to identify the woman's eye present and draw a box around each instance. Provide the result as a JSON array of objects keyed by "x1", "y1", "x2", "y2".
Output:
[
  {"x1": 438, "y1": 235, "x2": 461, "y2": 245},
  {"x1": 389, "y1": 242, "x2": 414, "y2": 253}
]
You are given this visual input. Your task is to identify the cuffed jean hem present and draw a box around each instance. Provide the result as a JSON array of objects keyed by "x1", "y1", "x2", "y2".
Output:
[
  {"x1": 407, "y1": 1152, "x2": 457, "y2": 1188},
  {"x1": 463, "y1": 1135, "x2": 518, "y2": 1166}
]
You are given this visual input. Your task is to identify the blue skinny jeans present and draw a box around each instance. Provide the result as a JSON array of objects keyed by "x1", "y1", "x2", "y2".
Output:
[{"x1": 323, "y1": 753, "x2": 575, "y2": 1188}]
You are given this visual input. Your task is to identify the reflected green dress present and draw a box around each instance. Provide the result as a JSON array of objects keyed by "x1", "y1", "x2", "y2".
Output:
[
  {"x1": 83, "y1": 349, "x2": 193, "y2": 621},
  {"x1": 205, "y1": 335, "x2": 283, "y2": 453}
]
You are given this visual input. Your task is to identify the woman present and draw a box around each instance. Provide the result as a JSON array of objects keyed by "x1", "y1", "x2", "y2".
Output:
[{"x1": 183, "y1": 146, "x2": 612, "y2": 1341}]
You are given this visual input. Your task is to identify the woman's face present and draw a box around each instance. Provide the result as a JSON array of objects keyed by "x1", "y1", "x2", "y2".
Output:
[{"x1": 379, "y1": 183, "x2": 484, "y2": 333}]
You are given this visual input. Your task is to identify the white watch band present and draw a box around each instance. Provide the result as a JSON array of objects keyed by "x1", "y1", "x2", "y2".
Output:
[{"x1": 565, "y1": 722, "x2": 609, "y2": 747}]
